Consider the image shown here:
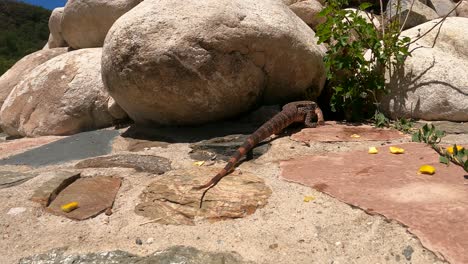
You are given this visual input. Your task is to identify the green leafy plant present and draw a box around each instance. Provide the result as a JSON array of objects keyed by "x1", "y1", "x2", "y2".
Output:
[
  {"x1": 412, "y1": 124, "x2": 467, "y2": 172},
  {"x1": 315, "y1": 0, "x2": 411, "y2": 119},
  {"x1": 411, "y1": 123, "x2": 445, "y2": 145},
  {"x1": 392, "y1": 117, "x2": 413, "y2": 133},
  {"x1": 372, "y1": 111, "x2": 389, "y2": 128},
  {"x1": 372, "y1": 111, "x2": 413, "y2": 133}
]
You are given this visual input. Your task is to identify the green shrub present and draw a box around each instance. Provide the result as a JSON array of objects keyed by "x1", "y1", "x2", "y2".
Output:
[{"x1": 315, "y1": 0, "x2": 411, "y2": 120}]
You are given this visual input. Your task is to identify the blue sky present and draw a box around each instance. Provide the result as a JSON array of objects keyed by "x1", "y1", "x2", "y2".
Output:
[{"x1": 20, "y1": 0, "x2": 67, "y2": 10}]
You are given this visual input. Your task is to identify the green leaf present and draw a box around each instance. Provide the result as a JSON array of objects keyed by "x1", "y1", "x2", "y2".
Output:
[
  {"x1": 359, "y1": 2, "x2": 372, "y2": 11},
  {"x1": 439, "y1": 156, "x2": 449, "y2": 165}
]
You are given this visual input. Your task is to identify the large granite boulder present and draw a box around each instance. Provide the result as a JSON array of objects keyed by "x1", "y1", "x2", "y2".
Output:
[
  {"x1": 102, "y1": 0, "x2": 326, "y2": 126},
  {"x1": 456, "y1": 0, "x2": 468, "y2": 17},
  {"x1": 47, "y1": 7, "x2": 67, "y2": 48},
  {"x1": 382, "y1": 17, "x2": 468, "y2": 121},
  {"x1": 427, "y1": 0, "x2": 457, "y2": 17},
  {"x1": 0, "y1": 48, "x2": 68, "y2": 111},
  {"x1": 0, "y1": 48, "x2": 115, "y2": 137},
  {"x1": 284, "y1": 0, "x2": 325, "y2": 29},
  {"x1": 61, "y1": 0, "x2": 143, "y2": 49},
  {"x1": 386, "y1": 0, "x2": 439, "y2": 29}
]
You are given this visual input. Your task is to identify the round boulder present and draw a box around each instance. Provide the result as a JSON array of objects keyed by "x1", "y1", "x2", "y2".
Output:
[
  {"x1": 61, "y1": 0, "x2": 143, "y2": 49},
  {"x1": 0, "y1": 48, "x2": 68, "y2": 110},
  {"x1": 383, "y1": 18, "x2": 468, "y2": 121},
  {"x1": 0, "y1": 48, "x2": 115, "y2": 137},
  {"x1": 102, "y1": 0, "x2": 326, "y2": 126},
  {"x1": 47, "y1": 7, "x2": 67, "y2": 48},
  {"x1": 286, "y1": 0, "x2": 325, "y2": 29}
]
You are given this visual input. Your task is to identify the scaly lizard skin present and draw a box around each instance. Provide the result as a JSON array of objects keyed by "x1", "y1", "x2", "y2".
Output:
[{"x1": 194, "y1": 101, "x2": 325, "y2": 208}]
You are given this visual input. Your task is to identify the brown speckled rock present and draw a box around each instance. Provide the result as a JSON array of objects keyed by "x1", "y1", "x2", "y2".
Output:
[{"x1": 135, "y1": 167, "x2": 272, "y2": 225}]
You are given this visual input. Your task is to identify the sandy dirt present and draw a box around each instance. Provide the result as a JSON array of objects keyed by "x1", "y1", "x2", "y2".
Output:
[{"x1": 0, "y1": 128, "x2": 452, "y2": 264}]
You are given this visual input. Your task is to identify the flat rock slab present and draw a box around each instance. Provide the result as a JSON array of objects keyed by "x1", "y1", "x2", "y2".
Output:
[
  {"x1": 19, "y1": 246, "x2": 253, "y2": 264},
  {"x1": 415, "y1": 121, "x2": 468, "y2": 134},
  {"x1": 291, "y1": 121, "x2": 408, "y2": 142},
  {"x1": 75, "y1": 154, "x2": 172, "y2": 174},
  {"x1": 280, "y1": 143, "x2": 468, "y2": 264},
  {"x1": 31, "y1": 171, "x2": 81, "y2": 207},
  {"x1": 0, "y1": 136, "x2": 63, "y2": 159},
  {"x1": 136, "y1": 167, "x2": 272, "y2": 225},
  {"x1": 0, "y1": 130, "x2": 119, "y2": 167},
  {"x1": 47, "y1": 176, "x2": 121, "y2": 220},
  {"x1": 189, "y1": 134, "x2": 270, "y2": 161},
  {"x1": 0, "y1": 171, "x2": 39, "y2": 189}
]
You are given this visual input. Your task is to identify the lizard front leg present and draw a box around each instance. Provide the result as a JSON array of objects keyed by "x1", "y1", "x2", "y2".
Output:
[{"x1": 304, "y1": 107, "x2": 325, "y2": 128}]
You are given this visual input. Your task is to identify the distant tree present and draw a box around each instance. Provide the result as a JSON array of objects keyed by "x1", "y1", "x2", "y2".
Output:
[{"x1": 0, "y1": 0, "x2": 51, "y2": 75}]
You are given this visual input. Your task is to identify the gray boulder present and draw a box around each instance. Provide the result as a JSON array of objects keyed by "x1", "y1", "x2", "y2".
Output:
[
  {"x1": 61, "y1": 0, "x2": 143, "y2": 49},
  {"x1": 427, "y1": 0, "x2": 457, "y2": 17},
  {"x1": 0, "y1": 48, "x2": 68, "y2": 111},
  {"x1": 382, "y1": 17, "x2": 468, "y2": 121},
  {"x1": 0, "y1": 48, "x2": 115, "y2": 137},
  {"x1": 386, "y1": 0, "x2": 439, "y2": 29},
  {"x1": 47, "y1": 7, "x2": 67, "y2": 48},
  {"x1": 285, "y1": 0, "x2": 326, "y2": 29},
  {"x1": 456, "y1": 0, "x2": 468, "y2": 17},
  {"x1": 102, "y1": 0, "x2": 326, "y2": 126}
]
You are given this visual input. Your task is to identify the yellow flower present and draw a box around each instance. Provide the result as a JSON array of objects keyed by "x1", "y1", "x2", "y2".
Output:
[
  {"x1": 446, "y1": 145, "x2": 464, "y2": 154},
  {"x1": 303, "y1": 196, "x2": 315, "y2": 202},
  {"x1": 368, "y1": 147, "x2": 378, "y2": 154},
  {"x1": 61, "y1": 202, "x2": 79, "y2": 213},
  {"x1": 389, "y1": 146, "x2": 405, "y2": 154},
  {"x1": 419, "y1": 165, "x2": 435, "y2": 175},
  {"x1": 193, "y1": 161, "x2": 205, "y2": 166}
]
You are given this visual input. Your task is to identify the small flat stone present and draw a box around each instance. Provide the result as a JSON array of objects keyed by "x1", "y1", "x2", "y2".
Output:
[
  {"x1": 0, "y1": 130, "x2": 119, "y2": 167},
  {"x1": 19, "y1": 246, "x2": 253, "y2": 264},
  {"x1": 135, "y1": 167, "x2": 272, "y2": 225},
  {"x1": 47, "y1": 176, "x2": 122, "y2": 220},
  {"x1": 291, "y1": 121, "x2": 408, "y2": 142},
  {"x1": 189, "y1": 134, "x2": 271, "y2": 162},
  {"x1": 30, "y1": 171, "x2": 80, "y2": 207},
  {"x1": 0, "y1": 171, "x2": 39, "y2": 189},
  {"x1": 402, "y1": 245, "x2": 414, "y2": 261},
  {"x1": 123, "y1": 138, "x2": 170, "y2": 152},
  {"x1": 74, "y1": 154, "x2": 172, "y2": 174}
]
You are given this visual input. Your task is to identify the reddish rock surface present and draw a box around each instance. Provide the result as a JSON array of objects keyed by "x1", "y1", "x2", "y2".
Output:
[
  {"x1": 47, "y1": 176, "x2": 122, "y2": 220},
  {"x1": 291, "y1": 121, "x2": 408, "y2": 142},
  {"x1": 280, "y1": 143, "x2": 467, "y2": 264},
  {"x1": 0, "y1": 136, "x2": 63, "y2": 159}
]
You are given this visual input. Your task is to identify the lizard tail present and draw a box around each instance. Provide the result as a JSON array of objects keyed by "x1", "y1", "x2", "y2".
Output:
[{"x1": 193, "y1": 110, "x2": 297, "y2": 208}]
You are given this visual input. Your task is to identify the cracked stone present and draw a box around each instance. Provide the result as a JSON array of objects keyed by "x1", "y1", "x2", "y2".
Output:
[
  {"x1": 135, "y1": 167, "x2": 272, "y2": 225},
  {"x1": 30, "y1": 171, "x2": 80, "y2": 207},
  {"x1": 47, "y1": 176, "x2": 122, "y2": 220},
  {"x1": 75, "y1": 153, "x2": 172, "y2": 174}
]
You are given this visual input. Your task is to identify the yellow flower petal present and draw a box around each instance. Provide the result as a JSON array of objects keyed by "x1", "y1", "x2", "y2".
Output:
[
  {"x1": 61, "y1": 202, "x2": 79, "y2": 213},
  {"x1": 389, "y1": 146, "x2": 405, "y2": 154},
  {"x1": 193, "y1": 161, "x2": 205, "y2": 166},
  {"x1": 419, "y1": 165, "x2": 435, "y2": 175},
  {"x1": 368, "y1": 147, "x2": 378, "y2": 154},
  {"x1": 447, "y1": 145, "x2": 464, "y2": 154},
  {"x1": 350, "y1": 134, "x2": 361, "y2": 138},
  {"x1": 303, "y1": 196, "x2": 315, "y2": 202}
]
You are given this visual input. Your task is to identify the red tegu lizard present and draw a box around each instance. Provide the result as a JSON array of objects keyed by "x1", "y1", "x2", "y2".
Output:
[{"x1": 193, "y1": 101, "x2": 325, "y2": 208}]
